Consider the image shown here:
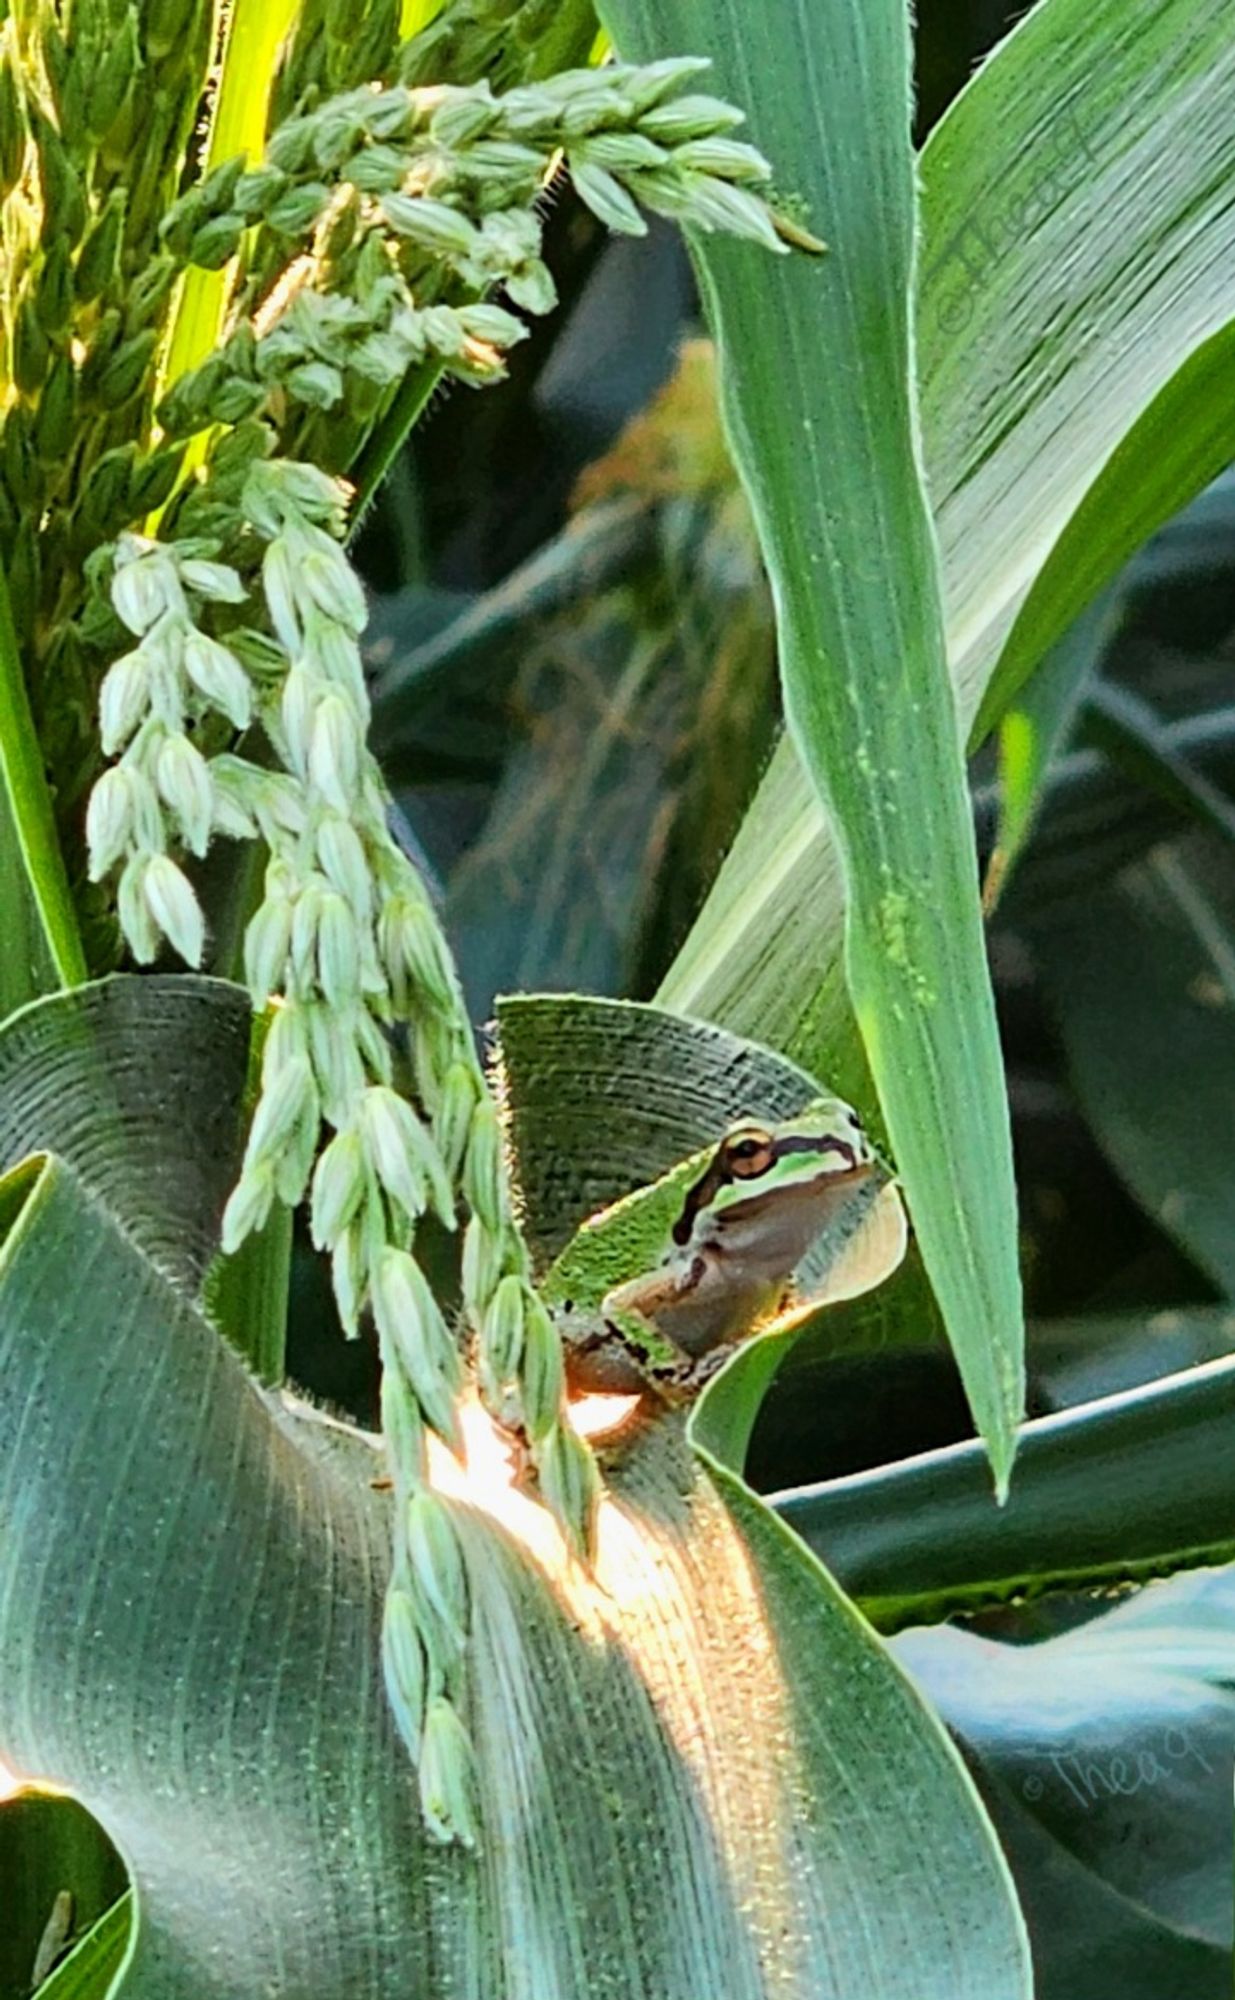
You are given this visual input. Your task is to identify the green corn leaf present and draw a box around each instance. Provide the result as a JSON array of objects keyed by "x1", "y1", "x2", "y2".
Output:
[
  {"x1": 0, "y1": 978, "x2": 1029, "y2": 1999},
  {"x1": 154, "y1": 0, "x2": 301, "y2": 495},
  {"x1": 653, "y1": 0, "x2": 1235, "y2": 1081},
  {"x1": 0, "y1": 971, "x2": 287, "y2": 1379},
  {"x1": 897, "y1": 1564, "x2": 1235, "y2": 2000},
  {"x1": 598, "y1": 0, "x2": 1023, "y2": 1488},
  {"x1": 974, "y1": 314, "x2": 1235, "y2": 745},
  {"x1": 0, "y1": 1792, "x2": 127, "y2": 1998},
  {"x1": 776, "y1": 1344, "x2": 1235, "y2": 1629},
  {"x1": 0, "y1": 547, "x2": 86, "y2": 1014},
  {"x1": 0, "y1": 974, "x2": 250, "y2": 1290},
  {"x1": 35, "y1": 1895, "x2": 133, "y2": 2000}
]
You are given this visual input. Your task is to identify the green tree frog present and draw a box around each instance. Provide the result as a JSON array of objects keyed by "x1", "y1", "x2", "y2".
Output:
[{"x1": 543, "y1": 1098, "x2": 904, "y2": 1403}]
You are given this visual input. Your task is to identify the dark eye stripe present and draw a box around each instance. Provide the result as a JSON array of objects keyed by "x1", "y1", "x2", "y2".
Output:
[
  {"x1": 672, "y1": 1158, "x2": 726, "y2": 1246},
  {"x1": 671, "y1": 1128, "x2": 861, "y2": 1245}
]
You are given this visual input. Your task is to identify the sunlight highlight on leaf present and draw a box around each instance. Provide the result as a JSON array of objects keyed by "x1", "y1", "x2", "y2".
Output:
[{"x1": 155, "y1": 0, "x2": 300, "y2": 454}]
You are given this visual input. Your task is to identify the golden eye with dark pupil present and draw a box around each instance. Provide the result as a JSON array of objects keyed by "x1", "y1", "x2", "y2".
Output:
[{"x1": 724, "y1": 1131, "x2": 774, "y2": 1179}]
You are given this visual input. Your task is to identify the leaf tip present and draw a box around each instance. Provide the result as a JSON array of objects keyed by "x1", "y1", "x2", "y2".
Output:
[{"x1": 988, "y1": 1426, "x2": 1020, "y2": 1507}]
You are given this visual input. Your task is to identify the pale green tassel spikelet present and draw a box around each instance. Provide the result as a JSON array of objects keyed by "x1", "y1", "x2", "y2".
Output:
[{"x1": 79, "y1": 47, "x2": 805, "y2": 1844}]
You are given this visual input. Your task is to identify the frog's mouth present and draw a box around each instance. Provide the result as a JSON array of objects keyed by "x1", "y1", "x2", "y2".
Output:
[{"x1": 713, "y1": 1158, "x2": 875, "y2": 1270}]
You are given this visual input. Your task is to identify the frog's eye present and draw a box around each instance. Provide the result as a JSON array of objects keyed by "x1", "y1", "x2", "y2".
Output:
[{"x1": 723, "y1": 1130, "x2": 775, "y2": 1179}]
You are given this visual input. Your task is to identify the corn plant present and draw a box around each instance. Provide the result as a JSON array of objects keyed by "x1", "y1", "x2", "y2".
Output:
[{"x1": 1, "y1": 0, "x2": 1234, "y2": 1994}]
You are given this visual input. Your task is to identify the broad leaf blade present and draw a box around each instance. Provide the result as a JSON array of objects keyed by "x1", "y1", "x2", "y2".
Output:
[
  {"x1": 0, "y1": 1156, "x2": 437, "y2": 1999},
  {"x1": 0, "y1": 980, "x2": 1029, "y2": 1998},
  {"x1": 975, "y1": 316, "x2": 1235, "y2": 743},
  {"x1": 598, "y1": 0, "x2": 1023, "y2": 1487},
  {"x1": 0, "y1": 971, "x2": 285, "y2": 1383},
  {"x1": 777, "y1": 1349, "x2": 1235, "y2": 1627},
  {"x1": 896, "y1": 1565, "x2": 1235, "y2": 1997},
  {"x1": 0, "y1": 973, "x2": 250, "y2": 1292}
]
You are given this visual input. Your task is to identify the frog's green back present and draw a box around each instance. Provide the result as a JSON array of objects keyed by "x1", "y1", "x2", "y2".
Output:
[{"x1": 538, "y1": 1149, "x2": 712, "y2": 1314}]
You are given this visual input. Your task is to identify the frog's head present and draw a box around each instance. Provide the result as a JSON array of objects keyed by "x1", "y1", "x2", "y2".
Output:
[{"x1": 671, "y1": 1097, "x2": 876, "y2": 1276}]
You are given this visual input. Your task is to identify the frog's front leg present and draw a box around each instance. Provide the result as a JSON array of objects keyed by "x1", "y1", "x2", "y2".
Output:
[
  {"x1": 559, "y1": 1258, "x2": 708, "y2": 1398},
  {"x1": 561, "y1": 1301, "x2": 697, "y2": 1398},
  {"x1": 563, "y1": 1315, "x2": 726, "y2": 1405},
  {"x1": 638, "y1": 1337, "x2": 745, "y2": 1405},
  {"x1": 576, "y1": 1252, "x2": 764, "y2": 1402}
]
